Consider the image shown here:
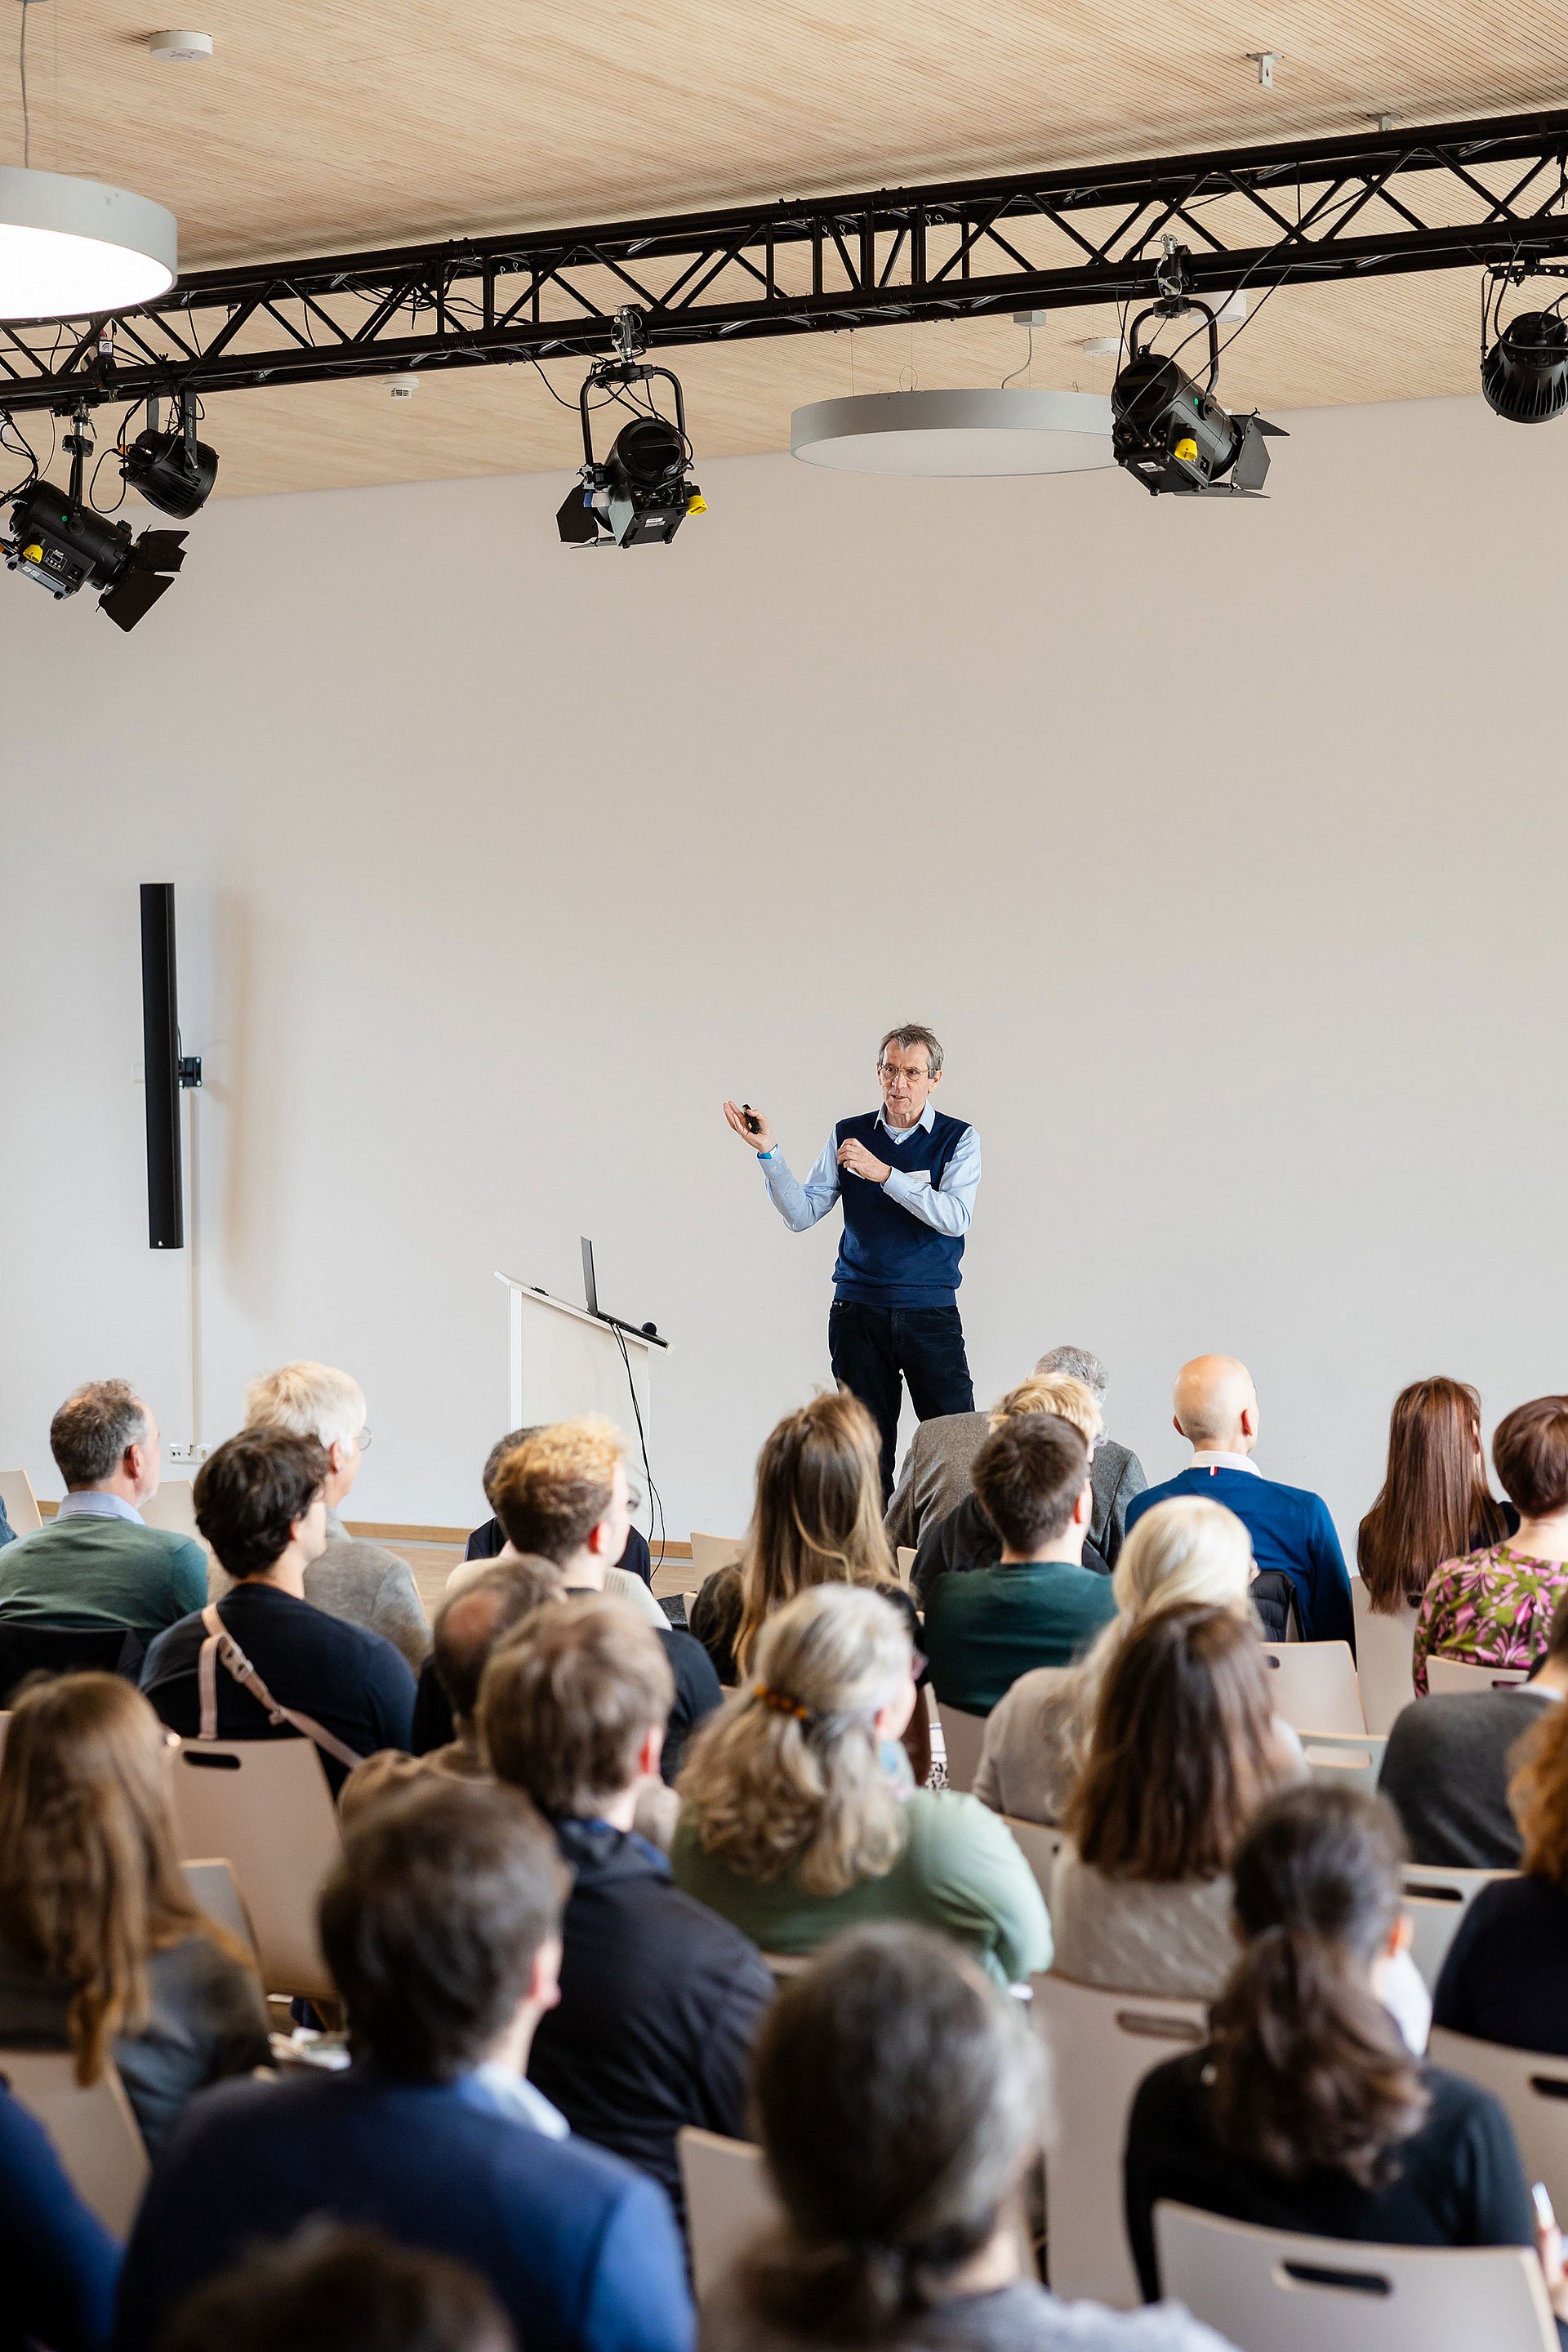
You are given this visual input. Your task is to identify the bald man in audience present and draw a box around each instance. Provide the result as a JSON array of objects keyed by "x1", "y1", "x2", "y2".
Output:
[{"x1": 1124, "y1": 1355, "x2": 1353, "y2": 1645}]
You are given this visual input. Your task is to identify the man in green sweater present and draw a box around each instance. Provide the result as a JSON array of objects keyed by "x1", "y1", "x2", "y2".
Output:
[
  {"x1": 923, "y1": 1412, "x2": 1116, "y2": 1716},
  {"x1": 0, "y1": 1379, "x2": 207, "y2": 1636}
]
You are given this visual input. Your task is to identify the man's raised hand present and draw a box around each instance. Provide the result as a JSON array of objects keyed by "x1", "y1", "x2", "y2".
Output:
[{"x1": 723, "y1": 1099, "x2": 775, "y2": 1154}]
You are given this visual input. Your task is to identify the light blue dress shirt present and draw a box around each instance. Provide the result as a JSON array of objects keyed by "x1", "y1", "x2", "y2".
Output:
[
  {"x1": 57, "y1": 1490, "x2": 145, "y2": 1525},
  {"x1": 759, "y1": 1099, "x2": 982, "y2": 1238}
]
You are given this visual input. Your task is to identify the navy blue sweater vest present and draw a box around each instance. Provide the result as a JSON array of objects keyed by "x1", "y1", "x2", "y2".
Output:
[{"x1": 831, "y1": 1110, "x2": 970, "y2": 1307}]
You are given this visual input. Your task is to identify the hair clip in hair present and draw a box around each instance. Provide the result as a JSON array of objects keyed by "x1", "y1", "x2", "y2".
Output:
[{"x1": 753, "y1": 1682, "x2": 813, "y2": 1725}]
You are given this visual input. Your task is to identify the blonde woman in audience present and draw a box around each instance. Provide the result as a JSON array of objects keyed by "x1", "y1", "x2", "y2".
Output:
[
  {"x1": 973, "y1": 1498, "x2": 1258, "y2": 1827},
  {"x1": 672, "y1": 1583, "x2": 1049, "y2": 1985},
  {"x1": 910, "y1": 1371, "x2": 1108, "y2": 1603},
  {"x1": 0, "y1": 1673, "x2": 270, "y2": 2153},
  {"x1": 699, "y1": 1922, "x2": 1230, "y2": 2352},
  {"x1": 732, "y1": 1392, "x2": 895, "y2": 1673},
  {"x1": 1050, "y1": 1604, "x2": 1302, "y2": 2000}
]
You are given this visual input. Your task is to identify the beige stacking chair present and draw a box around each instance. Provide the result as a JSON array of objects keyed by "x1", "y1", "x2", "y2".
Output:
[
  {"x1": 934, "y1": 1700, "x2": 987, "y2": 1793},
  {"x1": 1401, "y1": 1861, "x2": 1517, "y2": 1993},
  {"x1": 181, "y1": 1855, "x2": 261, "y2": 1962},
  {"x1": 1427, "y1": 1656, "x2": 1530, "y2": 1696},
  {"x1": 0, "y1": 2049, "x2": 149, "y2": 2235},
  {"x1": 1351, "y1": 1577, "x2": 1417, "y2": 1731},
  {"x1": 1260, "y1": 1640, "x2": 1365, "y2": 1734},
  {"x1": 1302, "y1": 1728, "x2": 1388, "y2": 1796},
  {"x1": 0, "y1": 1469, "x2": 43, "y2": 1535},
  {"x1": 1428, "y1": 2029, "x2": 1568, "y2": 2217},
  {"x1": 677, "y1": 2127, "x2": 779, "y2": 2299},
  {"x1": 167, "y1": 1738, "x2": 341, "y2": 2002}
]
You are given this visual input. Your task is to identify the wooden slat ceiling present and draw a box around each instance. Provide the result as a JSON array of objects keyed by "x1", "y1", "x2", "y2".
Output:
[{"x1": 17, "y1": 0, "x2": 1568, "y2": 493}]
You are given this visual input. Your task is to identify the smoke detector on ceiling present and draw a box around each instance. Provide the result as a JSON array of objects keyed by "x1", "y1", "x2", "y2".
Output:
[
  {"x1": 387, "y1": 374, "x2": 420, "y2": 399},
  {"x1": 149, "y1": 29, "x2": 213, "y2": 61}
]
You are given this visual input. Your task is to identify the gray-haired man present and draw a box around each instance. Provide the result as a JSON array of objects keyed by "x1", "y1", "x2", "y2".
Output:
[
  {"x1": 884, "y1": 1344, "x2": 1148, "y2": 1567},
  {"x1": 0, "y1": 1379, "x2": 207, "y2": 1637},
  {"x1": 724, "y1": 1025, "x2": 980, "y2": 1496}
]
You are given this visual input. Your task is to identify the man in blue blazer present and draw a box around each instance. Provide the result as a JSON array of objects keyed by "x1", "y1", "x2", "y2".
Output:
[
  {"x1": 1124, "y1": 1355, "x2": 1354, "y2": 1648},
  {"x1": 114, "y1": 1778, "x2": 693, "y2": 2352}
]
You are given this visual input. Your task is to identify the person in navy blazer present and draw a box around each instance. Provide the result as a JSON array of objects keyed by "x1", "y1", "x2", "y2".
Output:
[
  {"x1": 1124, "y1": 1356, "x2": 1354, "y2": 1648},
  {"x1": 114, "y1": 1778, "x2": 693, "y2": 2352}
]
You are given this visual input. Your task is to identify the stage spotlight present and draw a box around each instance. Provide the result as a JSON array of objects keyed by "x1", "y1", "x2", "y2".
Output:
[
  {"x1": 4, "y1": 408, "x2": 187, "y2": 630},
  {"x1": 1111, "y1": 296, "x2": 1285, "y2": 496},
  {"x1": 119, "y1": 387, "x2": 219, "y2": 519},
  {"x1": 1481, "y1": 308, "x2": 1568, "y2": 424},
  {"x1": 557, "y1": 305, "x2": 706, "y2": 549}
]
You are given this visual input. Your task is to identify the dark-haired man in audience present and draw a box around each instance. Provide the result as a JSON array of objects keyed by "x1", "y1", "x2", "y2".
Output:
[
  {"x1": 481, "y1": 1596, "x2": 772, "y2": 2216},
  {"x1": 464, "y1": 1427, "x2": 654, "y2": 1588},
  {"x1": 158, "y1": 2226, "x2": 511, "y2": 2352},
  {"x1": 0, "y1": 1379, "x2": 206, "y2": 1638},
  {"x1": 1380, "y1": 1585, "x2": 1568, "y2": 1869},
  {"x1": 115, "y1": 1778, "x2": 694, "y2": 2352},
  {"x1": 1125, "y1": 1355, "x2": 1353, "y2": 1645},
  {"x1": 886, "y1": 1345, "x2": 1147, "y2": 1568},
  {"x1": 922, "y1": 1416, "x2": 1116, "y2": 1716},
  {"x1": 490, "y1": 1419, "x2": 719, "y2": 1781},
  {"x1": 140, "y1": 1427, "x2": 416, "y2": 1794}
]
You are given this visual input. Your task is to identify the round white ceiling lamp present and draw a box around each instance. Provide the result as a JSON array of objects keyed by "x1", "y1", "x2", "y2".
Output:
[
  {"x1": 0, "y1": 164, "x2": 177, "y2": 320},
  {"x1": 790, "y1": 387, "x2": 1115, "y2": 477}
]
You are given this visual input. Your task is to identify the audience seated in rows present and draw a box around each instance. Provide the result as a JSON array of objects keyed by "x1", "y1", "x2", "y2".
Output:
[
  {"x1": 115, "y1": 1775, "x2": 695, "y2": 2352},
  {"x1": 1357, "y1": 1375, "x2": 1513, "y2": 1620},
  {"x1": 1126, "y1": 1356, "x2": 1352, "y2": 1644},
  {"x1": 974, "y1": 1498, "x2": 1272, "y2": 1825},
  {"x1": 0, "y1": 1380, "x2": 206, "y2": 1641},
  {"x1": 0, "y1": 1673, "x2": 270, "y2": 2152},
  {"x1": 1051, "y1": 1604, "x2": 1303, "y2": 2000},
  {"x1": 909, "y1": 1374, "x2": 1111, "y2": 1604},
  {"x1": 140, "y1": 1428, "x2": 416, "y2": 1794},
  {"x1": 479, "y1": 1595, "x2": 773, "y2": 2213},
  {"x1": 159, "y1": 2228, "x2": 514, "y2": 2352},
  {"x1": 0, "y1": 2078, "x2": 120, "y2": 2352},
  {"x1": 1379, "y1": 1583, "x2": 1568, "y2": 1868},
  {"x1": 701, "y1": 1922, "x2": 1228, "y2": 2352},
  {"x1": 671, "y1": 1582, "x2": 1050, "y2": 1984},
  {"x1": 466, "y1": 1424, "x2": 654, "y2": 1588},
  {"x1": 408, "y1": 1557, "x2": 564, "y2": 1766},
  {"x1": 1433, "y1": 1687, "x2": 1568, "y2": 2055},
  {"x1": 243, "y1": 1361, "x2": 430, "y2": 1668},
  {"x1": 885, "y1": 1342, "x2": 1148, "y2": 1569},
  {"x1": 1125, "y1": 1784, "x2": 1565, "y2": 2317},
  {"x1": 477, "y1": 1419, "x2": 719, "y2": 1780},
  {"x1": 1414, "y1": 1392, "x2": 1568, "y2": 1694},
  {"x1": 921, "y1": 1416, "x2": 1116, "y2": 1716}
]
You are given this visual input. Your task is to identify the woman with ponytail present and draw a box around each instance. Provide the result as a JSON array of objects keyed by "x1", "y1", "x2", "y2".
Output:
[
  {"x1": 0, "y1": 1673, "x2": 270, "y2": 2152},
  {"x1": 1125, "y1": 1783, "x2": 1568, "y2": 2323},
  {"x1": 672, "y1": 1584, "x2": 1049, "y2": 1985},
  {"x1": 700, "y1": 1922, "x2": 1227, "y2": 2352}
]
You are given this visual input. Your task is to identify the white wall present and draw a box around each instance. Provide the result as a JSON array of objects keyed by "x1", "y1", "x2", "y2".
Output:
[{"x1": 2, "y1": 390, "x2": 1566, "y2": 1550}]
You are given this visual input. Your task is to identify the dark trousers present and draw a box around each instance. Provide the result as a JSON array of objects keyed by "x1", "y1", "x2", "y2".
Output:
[{"x1": 828, "y1": 1298, "x2": 975, "y2": 1499}]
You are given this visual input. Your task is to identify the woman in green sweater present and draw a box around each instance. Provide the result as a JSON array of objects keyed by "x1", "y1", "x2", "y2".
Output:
[{"x1": 670, "y1": 1583, "x2": 1050, "y2": 1985}]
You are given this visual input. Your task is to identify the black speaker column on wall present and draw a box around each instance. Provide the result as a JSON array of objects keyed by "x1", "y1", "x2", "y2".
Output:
[{"x1": 140, "y1": 884, "x2": 200, "y2": 1250}]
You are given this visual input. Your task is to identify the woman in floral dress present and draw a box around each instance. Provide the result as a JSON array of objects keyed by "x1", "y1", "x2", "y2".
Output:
[{"x1": 1414, "y1": 1396, "x2": 1568, "y2": 1695}]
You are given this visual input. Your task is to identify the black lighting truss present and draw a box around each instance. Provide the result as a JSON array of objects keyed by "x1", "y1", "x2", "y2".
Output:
[{"x1": 3, "y1": 105, "x2": 1568, "y2": 412}]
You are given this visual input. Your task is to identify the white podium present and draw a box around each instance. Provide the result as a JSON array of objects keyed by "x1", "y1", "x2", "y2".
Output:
[{"x1": 494, "y1": 1272, "x2": 668, "y2": 1521}]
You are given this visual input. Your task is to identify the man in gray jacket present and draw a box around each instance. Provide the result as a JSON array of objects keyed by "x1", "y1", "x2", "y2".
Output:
[{"x1": 885, "y1": 1343, "x2": 1146, "y2": 1569}]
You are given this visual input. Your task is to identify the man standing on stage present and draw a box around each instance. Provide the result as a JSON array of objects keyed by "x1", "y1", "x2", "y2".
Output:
[{"x1": 723, "y1": 1025, "x2": 981, "y2": 1496}]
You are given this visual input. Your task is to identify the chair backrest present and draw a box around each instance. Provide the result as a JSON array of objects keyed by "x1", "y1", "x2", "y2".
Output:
[
  {"x1": 1302, "y1": 1729, "x2": 1388, "y2": 1797},
  {"x1": 180, "y1": 1855, "x2": 261, "y2": 1962},
  {"x1": 168, "y1": 1738, "x2": 342, "y2": 2000},
  {"x1": 1351, "y1": 1578, "x2": 1418, "y2": 1733},
  {"x1": 1401, "y1": 1862, "x2": 1517, "y2": 1993},
  {"x1": 0, "y1": 1469, "x2": 43, "y2": 1536},
  {"x1": 1427, "y1": 1656, "x2": 1530, "y2": 1697},
  {"x1": 1153, "y1": 2200, "x2": 1557, "y2": 2351},
  {"x1": 0, "y1": 1621, "x2": 145, "y2": 1706},
  {"x1": 1428, "y1": 2029, "x2": 1568, "y2": 2218},
  {"x1": 1003, "y1": 1815, "x2": 1062, "y2": 1902},
  {"x1": 1260, "y1": 1640, "x2": 1366, "y2": 1735},
  {"x1": 140, "y1": 1478, "x2": 200, "y2": 1541},
  {"x1": 0, "y1": 2048, "x2": 149, "y2": 2238},
  {"x1": 896, "y1": 1545, "x2": 916, "y2": 1588},
  {"x1": 677, "y1": 2127, "x2": 780, "y2": 2300},
  {"x1": 761, "y1": 1951, "x2": 810, "y2": 1984},
  {"x1": 690, "y1": 1533, "x2": 745, "y2": 1581},
  {"x1": 934, "y1": 1700, "x2": 987, "y2": 1793},
  {"x1": 1031, "y1": 1972, "x2": 1208, "y2": 2307}
]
